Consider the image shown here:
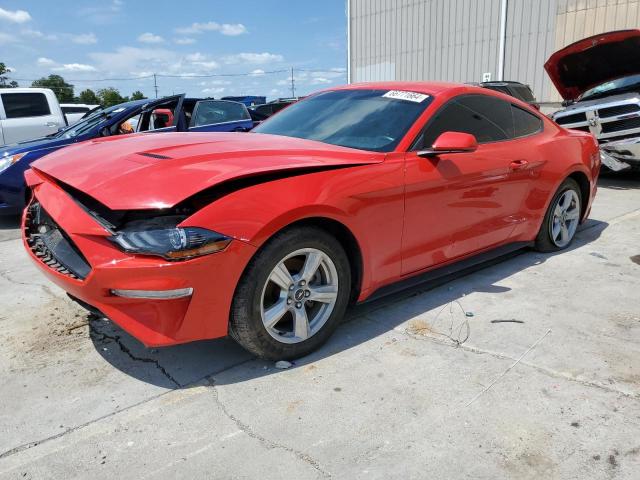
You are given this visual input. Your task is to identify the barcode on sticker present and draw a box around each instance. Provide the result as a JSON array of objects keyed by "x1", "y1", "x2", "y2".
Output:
[{"x1": 382, "y1": 90, "x2": 429, "y2": 103}]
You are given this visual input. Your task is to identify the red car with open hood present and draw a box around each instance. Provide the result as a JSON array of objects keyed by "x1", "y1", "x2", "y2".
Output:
[{"x1": 22, "y1": 82, "x2": 600, "y2": 359}]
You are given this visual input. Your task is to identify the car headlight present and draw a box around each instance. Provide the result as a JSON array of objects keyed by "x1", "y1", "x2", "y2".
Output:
[
  {"x1": 0, "y1": 153, "x2": 26, "y2": 174},
  {"x1": 110, "y1": 226, "x2": 231, "y2": 260}
]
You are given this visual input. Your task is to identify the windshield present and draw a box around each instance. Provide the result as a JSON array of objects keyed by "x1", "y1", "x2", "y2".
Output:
[
  {"x1": 252, "y1": 89, "x2": 432, "y2": 152},
  {"x1": 579, "y1": 73, "x2": 640, "y2": 101},
  {"x1": 55, "y1": 104, "x2": 129, "y2": 138}
]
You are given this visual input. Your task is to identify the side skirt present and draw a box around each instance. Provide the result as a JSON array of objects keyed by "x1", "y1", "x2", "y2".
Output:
[{"x1": 363, "y1": 241, "x2": 533, "y2": 303}]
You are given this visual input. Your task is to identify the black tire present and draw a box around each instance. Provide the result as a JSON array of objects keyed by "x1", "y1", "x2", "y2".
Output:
[
  {"x1": 534, "y1": 178, "x2": 582, "y2": 253},
  {"x1": 229, "y1": 226, "x2": 351, "y2": 360}
]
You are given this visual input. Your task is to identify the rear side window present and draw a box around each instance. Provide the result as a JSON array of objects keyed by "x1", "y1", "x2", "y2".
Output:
[
  {"x1": 419, "y1": 95, "x2": 512, "y2": 146},
  {"x1": 2, "y1": 92, "x2": 51, "y2": 118},
  {"x1": 416, "y1": 94, "x2": 543, "y2": 148},
  {"x1": 512, "y1": 105, "x2": 543, "y2": 137},
  {"x1": 191, "y1": 100, "x2": 250, "y2": 127}
]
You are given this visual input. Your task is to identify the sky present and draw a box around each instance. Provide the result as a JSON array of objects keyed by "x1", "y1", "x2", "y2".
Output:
[{"x1": 0, "y1": 0, "x2": 347, "y2": 100}]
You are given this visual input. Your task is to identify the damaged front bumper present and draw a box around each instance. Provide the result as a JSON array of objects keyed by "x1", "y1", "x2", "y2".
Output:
[{"x1": 600, "y1": 138, "x2": 640, "y2": 171}]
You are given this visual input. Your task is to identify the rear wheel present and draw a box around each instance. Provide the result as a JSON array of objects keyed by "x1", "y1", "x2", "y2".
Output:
[
  {"x1": 229, "y1": 226, "x2": 351, "y2": 360},
  {"x1": 535, "y1": 178, "x2": 582, "y2": 252}
]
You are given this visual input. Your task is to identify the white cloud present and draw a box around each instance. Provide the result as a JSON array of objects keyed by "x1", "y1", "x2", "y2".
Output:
[
  {"x1": 37, "y1": 57, "x2": 56, "y2": 66},
  {"x1": 250, "y1": 69, "x2": 265, "y2": 76},
  {"x1": 71, "y1": 33, "x2": 97, "y2": 44},
  {"x1": 0, "y1": 7, "x2": 31, "y2": 23},
  {"x1": 219, "y1": 23, "x2": 247, "y2": 36},
  {"x1": 202, "y1": 87, "x2": 226, "y2": 95},
  {"x1": 138, "y1": 32, "x2": 164, "y2": 44},
  {"x1": 175, "y1": 21, "x2": 247, "y2": 36},
  {"x1": 310, "y1": 77, "x2": 332, "y2": 85},
  {"x1": 223, "y1": 52, "x2": 283, "y2": 65},
  {"x1": 53, "y1": 63, "x2": 97, "y2": 72},
  {"x1": 174, "y1": 37, "x2": 196, "y2": 45},
  {"x1": 16, "y1": 28, "x2": 58, "y2": 41}
]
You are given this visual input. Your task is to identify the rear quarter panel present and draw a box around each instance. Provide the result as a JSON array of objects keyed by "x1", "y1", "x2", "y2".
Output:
[{"x1": 511, "y1": 119, "x2": 599, "y2": 241}]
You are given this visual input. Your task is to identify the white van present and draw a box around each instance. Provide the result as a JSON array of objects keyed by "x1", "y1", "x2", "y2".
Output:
[{"x1": 0, "y1": 88, "x2": 66, "y2": 146}]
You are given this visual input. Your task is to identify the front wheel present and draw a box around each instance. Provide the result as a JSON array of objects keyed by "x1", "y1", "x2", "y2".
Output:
[
  {"x1": 535, "y1": 178, "x2": 582, "y2": 252},
  {"x1": 229, "y1": 226, "x2": 351, "y2": 360}
]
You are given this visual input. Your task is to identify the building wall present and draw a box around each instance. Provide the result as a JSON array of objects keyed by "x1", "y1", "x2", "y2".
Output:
[{"x1": 348, "y1": 0, "x2": 640, "y2": 103}]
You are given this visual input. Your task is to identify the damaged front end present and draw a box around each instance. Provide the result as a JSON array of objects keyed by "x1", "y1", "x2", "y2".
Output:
[{"x1": 599, "y1": 138, "x2": 640, "y2": 171}]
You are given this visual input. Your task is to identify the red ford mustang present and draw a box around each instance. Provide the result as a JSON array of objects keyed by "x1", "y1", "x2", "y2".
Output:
[{"x1": 22, "y1": 82, "x2": 600, "y2": 359}]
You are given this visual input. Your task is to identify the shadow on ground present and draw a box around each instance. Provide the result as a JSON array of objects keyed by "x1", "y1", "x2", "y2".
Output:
[{"x1": 88, "y1": 217, "x2": 609, "y2": 389}]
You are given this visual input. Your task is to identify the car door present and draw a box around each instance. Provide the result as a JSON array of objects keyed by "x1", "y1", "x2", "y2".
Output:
[
  {"x1": 188, "y1": 100, "x2": 254, "y2": 132},
  {"x1": 0, "y1": 91, "x2": 61, "y2": 144},
  {"x1": 401, "y1": 94, "x2": 537, "y2": 275},
  {"x1": 132, "y1": 94, "x2": 184, "y2": 134}
]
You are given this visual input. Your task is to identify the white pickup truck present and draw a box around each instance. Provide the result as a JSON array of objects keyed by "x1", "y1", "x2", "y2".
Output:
[{"x1": 0, "y1": 88, "x2": 66, "y2": 146}]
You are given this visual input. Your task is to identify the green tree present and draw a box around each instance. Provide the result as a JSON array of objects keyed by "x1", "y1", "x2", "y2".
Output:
[
  {"x1": 78, "y1": 88, "x2": 100, "y2": 105},
  {"x1": 31, "y1": 75, "x2": 74, "y2": 102},
  {"x1": 0, "y1": 63, "x2": 18, "y2": 88},
  {"x1": 97, "y1": 87, "x2": 128, "y2": 107},
  {"x1": 130, "y1": 90, "x2": 146, "y2": 100}
]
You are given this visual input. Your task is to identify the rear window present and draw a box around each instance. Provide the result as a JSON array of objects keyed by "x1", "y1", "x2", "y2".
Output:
[
  {"x1": 511, "y1": 85, "x2": 535, "y2": 102},
  {"x1": 191, "y1": 100, "x2": 250, "y2": 127},
  {"x1": 62, "y1": 106, "x2": 90, "y2": 114},
  {"x1": 2, "y1": 92, "x2": 51, "y2": 118}
]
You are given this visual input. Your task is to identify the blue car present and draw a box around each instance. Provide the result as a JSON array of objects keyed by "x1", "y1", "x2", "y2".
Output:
[{"x1": 0, "y1": 95, "x2": 254, "y2": 215}]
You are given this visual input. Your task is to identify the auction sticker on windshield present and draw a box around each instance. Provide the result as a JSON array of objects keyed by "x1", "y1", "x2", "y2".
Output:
[{"x1": 382, "y1": 90, "x2": 430, "y2": 103}]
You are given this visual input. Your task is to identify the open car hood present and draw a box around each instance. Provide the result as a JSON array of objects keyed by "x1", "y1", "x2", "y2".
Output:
[
  {"x1": 31, "y1": 132, "x2": 382, "y2": 210},
  {"x1": 544, "y1": 29, "x2": 640, "y2": 100}
]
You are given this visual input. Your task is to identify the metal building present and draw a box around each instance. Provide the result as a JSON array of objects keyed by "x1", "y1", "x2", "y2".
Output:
[{"x1": 347, "y1": 0, "x2": 640, "y2": 103}]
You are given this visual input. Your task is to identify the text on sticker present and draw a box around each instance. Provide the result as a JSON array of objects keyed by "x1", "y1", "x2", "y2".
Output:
[{"x1": 382, "y1": 90, "x2": 430, "y2": 103}]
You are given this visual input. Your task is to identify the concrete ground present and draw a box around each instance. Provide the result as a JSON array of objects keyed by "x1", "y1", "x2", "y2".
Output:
[{"x1": 0, "y1": 172, "x2": 639, "y2": 479}]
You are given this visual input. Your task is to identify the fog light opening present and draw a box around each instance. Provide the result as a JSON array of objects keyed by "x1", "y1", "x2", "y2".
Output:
[{"x1": 110, "y1": 288, "x2": 194, "y2": 299}]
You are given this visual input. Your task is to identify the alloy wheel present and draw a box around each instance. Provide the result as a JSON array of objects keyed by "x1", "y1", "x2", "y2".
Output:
[
  {"x1": 260, "y1": 248, "x2": 339, "y2": 344},
  {"x1": 549, "y1": 189, "x2": 580, "y2": 248}
]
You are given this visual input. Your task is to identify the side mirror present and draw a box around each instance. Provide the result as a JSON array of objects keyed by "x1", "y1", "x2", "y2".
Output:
[{"x1": 417, "y1": 132, "x2": 478, "y2": 157}]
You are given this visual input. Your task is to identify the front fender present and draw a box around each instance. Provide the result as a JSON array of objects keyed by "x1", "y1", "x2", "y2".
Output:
[{"x1": 181, "y1": 161, "x2": 406, "y2": 297}]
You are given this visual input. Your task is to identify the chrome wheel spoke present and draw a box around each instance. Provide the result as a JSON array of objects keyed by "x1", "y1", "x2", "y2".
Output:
[
  {"x1": 269, "y1": 262, "x2": 294, "y2": 291},
  {"x1": 307, "y1": 285, "x2": 338, "y2": 303},
  {"x1": 263, "y1": 299, "x2": 289, "y2": 329},
  {"x1": 299, "y1": 251, "x2": 322, "y2": 282},
  {"x1": 560, "y1": 223, "x2": 569, "y2": 243},
  {"x1": 293, "y1": 306, "x2": 310, "y2": 340},
  {"x1": 565, "y1": 208, "x2": 579, "y2": 221}
]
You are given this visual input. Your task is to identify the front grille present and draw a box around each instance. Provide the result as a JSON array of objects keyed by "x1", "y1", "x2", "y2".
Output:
[
  {"x1": 25, "y1": 202, "x2": 91, "y2": 280},
  {"x1": 555, "y1": 112, "x2": 587, "y2": 125},
  {"x1": 601, "y1": 116, "x2": 640, "y2": 133},
  {"x1": 569, "y1": 125, "x2": 591, "y2": 132},
  {"x1": 598, "y1": 104, "x2": 640, "y2": 118}
]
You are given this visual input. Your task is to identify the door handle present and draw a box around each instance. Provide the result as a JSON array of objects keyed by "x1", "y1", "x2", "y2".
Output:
[{"x1": 509, "y1": 159, "x2": 529, "y2": 170}]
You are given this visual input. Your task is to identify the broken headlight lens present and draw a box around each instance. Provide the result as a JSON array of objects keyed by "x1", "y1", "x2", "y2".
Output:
[{"x1": 110, "y1": 226, "x2": 231, "y2": 260}]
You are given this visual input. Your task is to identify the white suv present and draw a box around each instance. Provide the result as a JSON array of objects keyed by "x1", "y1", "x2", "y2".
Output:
[{"x1": 0, "y1": 88, "x2": 66, "y2": 146}]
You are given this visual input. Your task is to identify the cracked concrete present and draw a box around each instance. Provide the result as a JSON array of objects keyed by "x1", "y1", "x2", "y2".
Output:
[{"x1": 0, "y1": 172, "x2": 639, "y2": 479}]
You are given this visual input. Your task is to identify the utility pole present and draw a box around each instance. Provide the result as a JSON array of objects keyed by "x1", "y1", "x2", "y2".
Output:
[
  {"x1": 153, "y1": 73, "x2": 158, "y2": 98},
  {"x1": 290, "y1": 67, "x2": 295, "y2": 98}
]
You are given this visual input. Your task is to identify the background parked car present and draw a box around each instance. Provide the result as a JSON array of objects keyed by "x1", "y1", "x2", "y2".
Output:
[
  {"x1": 546, "y1": 29, "x2": 640, "y2": 172},
  {"x1": 471, "y1": 81, "x2": 540, "y2": 109},
  {"x1": 0, "y1": 88, "x2": 66, "y2": 146},
  {"x1": 0, "y1": 96, "x2": 253, "y2": 215},
  {"x1": 249, "y1": 97, "x2": 302, "y2": 119},
  {"x1": 60, "y1": 103, "x2": 100, "y2": 125}
]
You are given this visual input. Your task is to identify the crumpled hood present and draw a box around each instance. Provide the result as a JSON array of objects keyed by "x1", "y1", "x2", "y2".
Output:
[
  {"x1": 31, "y1": 132, "x2": 382, "y2": 210},
  {"x1": 544, "y1": 29, "x2": 640, "y2": 100}
]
